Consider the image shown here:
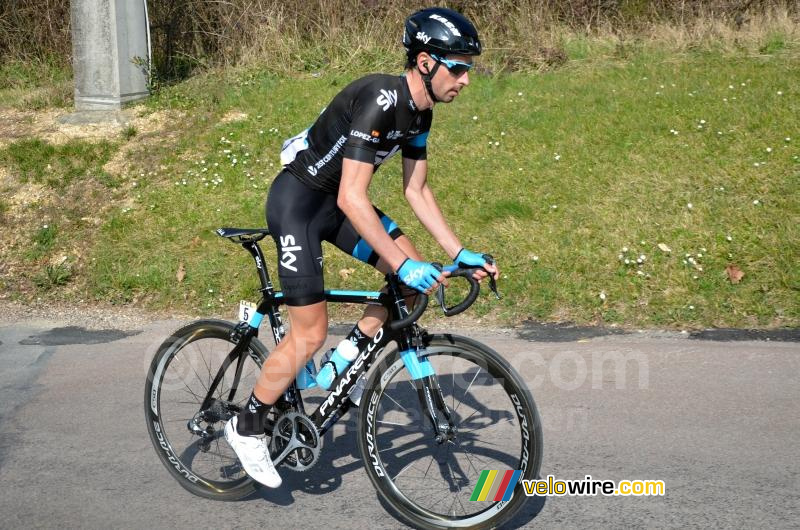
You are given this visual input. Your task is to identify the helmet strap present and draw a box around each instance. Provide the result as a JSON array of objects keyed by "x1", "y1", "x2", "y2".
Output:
[{"x1": 420, "y1": 61, "x2": 442, "y2": 104}]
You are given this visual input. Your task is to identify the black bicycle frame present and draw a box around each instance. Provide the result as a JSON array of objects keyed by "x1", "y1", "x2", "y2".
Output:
[{"x1": 199, "y1": 239, "x2": 446, "y2": 438}]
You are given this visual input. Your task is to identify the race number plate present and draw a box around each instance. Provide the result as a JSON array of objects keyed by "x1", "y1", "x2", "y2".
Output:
[{"x1": 238, "y1": 300, "x2": 257, "y2": 324}]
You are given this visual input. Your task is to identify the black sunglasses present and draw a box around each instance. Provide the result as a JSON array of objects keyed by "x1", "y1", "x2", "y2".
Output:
[{"x1": 430, "y1": 54, "x2": 473, "y2": 76}]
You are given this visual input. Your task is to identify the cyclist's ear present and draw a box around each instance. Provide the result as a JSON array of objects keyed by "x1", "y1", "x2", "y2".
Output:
[{"x1": 417, "y1": 53, "x2": 431, "y2": 74}]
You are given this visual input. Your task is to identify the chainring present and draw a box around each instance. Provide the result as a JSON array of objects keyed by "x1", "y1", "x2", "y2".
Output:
[{"x1": 269, "y1": 411, "x2": 322, "y2": 473}]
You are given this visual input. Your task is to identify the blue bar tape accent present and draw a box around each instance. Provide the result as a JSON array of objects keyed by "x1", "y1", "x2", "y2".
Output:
[
  {"x1": 408, "y1": 131, "x2": 429, "y2": 148},
  {"x1": 400, "y1": 349, "x2": 435, "y2": 380},
  {"x1": 249, "y1": 312, "x2": 264, "y2": 329},
  {"x1": 501, "y1": 470, "x2": 522, "y2": 502},
  {"x1": 443, "y1": 264, "x2": 459, "y2": 273},
  {"x1": 326, "y1": 289, "x2": 382, "y2": 298},
  {"x1": 275, "y1": 292, "x2": 284, "y2": 299}
]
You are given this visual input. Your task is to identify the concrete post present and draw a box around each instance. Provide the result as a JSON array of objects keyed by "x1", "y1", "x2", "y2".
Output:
[{"x1": 69, "y1": 0, "x2": 150, "y2": 111}]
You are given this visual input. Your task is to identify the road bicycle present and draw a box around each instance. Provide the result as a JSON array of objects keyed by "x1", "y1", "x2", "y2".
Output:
[{"x1": 144, "y1": 227, "x2": 543, "y2": 529}]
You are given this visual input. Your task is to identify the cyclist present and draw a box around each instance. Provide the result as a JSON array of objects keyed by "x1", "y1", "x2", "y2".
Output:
[{"x1": 225, "y1": 7, "x2": 499, "y2": 488}]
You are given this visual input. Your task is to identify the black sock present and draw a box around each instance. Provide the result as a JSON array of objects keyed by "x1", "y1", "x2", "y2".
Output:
[
  {"x1": 236, "y1": 392, "x2": 272, "y2": 436},
  {"x1": 346, "y1": 324, "x2": 372, "y2": 352}
]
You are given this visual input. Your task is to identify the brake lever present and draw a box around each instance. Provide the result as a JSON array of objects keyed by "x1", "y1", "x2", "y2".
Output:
[
  {"x1": 431, "y1": 262, "x2": 447, "y2": 311},
  {"x1": 488, "y1": 275, "x2": 501, "y2": 300},
  {"x1": 482, "y1": 254, "x2": 502, "y2": 300}
]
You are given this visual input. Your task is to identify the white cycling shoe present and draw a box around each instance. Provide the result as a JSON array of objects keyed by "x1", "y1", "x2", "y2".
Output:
[{"x1": 224, "y1": 416, "x2": 282, "y2": 488}]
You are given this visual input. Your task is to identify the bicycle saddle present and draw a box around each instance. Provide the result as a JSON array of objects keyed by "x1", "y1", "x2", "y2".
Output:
[{"x1": 216, "y1": 227, "x2": 271, "y2": 244}]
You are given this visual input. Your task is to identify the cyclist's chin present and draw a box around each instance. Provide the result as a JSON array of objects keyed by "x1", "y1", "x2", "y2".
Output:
[{"x1": 439, "y1": 90, "x2": 459, "y2": 103}]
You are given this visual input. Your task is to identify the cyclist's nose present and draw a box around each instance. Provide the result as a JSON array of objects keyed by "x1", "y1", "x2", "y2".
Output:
[{"x1": 460, "y1": 71, "x2": 470, "y2": 86}]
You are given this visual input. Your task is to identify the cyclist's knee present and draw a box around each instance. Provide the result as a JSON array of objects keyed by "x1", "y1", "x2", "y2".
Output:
[{"x1": 286, "y1": 303, "x2": 329, "y2": 357}]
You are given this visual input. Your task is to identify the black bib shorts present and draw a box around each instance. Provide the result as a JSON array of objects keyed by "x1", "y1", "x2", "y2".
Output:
[{"x1": 266, "y1": 170, "x2": 404, "y2": 306}]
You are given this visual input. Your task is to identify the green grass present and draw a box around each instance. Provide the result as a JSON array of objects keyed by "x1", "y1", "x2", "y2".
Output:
[
  {"x1": 3, "y1": 42, "x2": 798, "y2": 328},
  {"x1": 26, "y1": 224, "x2": 58, "y2": 260},
  {"x1": 0, "y1": 59, "x2": 72, "y2": 109},
  {"x1": 0, "y1": 139, "x2": 117, "y2": 189}
]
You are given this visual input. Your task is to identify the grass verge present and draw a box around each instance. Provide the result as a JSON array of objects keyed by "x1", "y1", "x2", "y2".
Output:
[{"x1": 1, "y1": 43, "x2": 798, "y2": 328}]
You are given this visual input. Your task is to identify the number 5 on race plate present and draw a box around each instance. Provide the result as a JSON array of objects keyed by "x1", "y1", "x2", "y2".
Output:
[{"x1": 238, "y1": 300, "x2": 257, "y2": 324}]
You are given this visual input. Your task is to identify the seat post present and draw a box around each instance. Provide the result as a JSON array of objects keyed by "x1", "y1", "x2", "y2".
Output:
[{"x1": 243, "y1": 241, "x2": 272, "y2": 293}]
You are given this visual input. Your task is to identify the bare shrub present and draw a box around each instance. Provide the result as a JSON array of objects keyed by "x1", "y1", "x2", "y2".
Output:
[{"x1": 1, "y1": 0, "x2": 797, "y2": 77}]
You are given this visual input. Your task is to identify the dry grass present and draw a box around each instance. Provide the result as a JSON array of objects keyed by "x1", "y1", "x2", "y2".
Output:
[{"x1": 2, "y1": 1, "x2": 798, "y2": 77}]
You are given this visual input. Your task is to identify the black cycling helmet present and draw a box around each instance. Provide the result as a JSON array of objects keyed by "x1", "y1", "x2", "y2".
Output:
[
  {"x1": 403, "y1": 7, "x2": 482, "y2": 61},
  {"x1": 403, "y1": 8, "x2": 481, "y2": 103}
]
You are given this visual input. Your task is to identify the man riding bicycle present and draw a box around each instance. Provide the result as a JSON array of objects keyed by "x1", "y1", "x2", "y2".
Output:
[{"x1": 224, "y1": 7, "x2": 500, "y2": 488}]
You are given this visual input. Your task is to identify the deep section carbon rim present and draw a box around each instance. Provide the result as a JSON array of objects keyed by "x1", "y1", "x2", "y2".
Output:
[
  {"x1": 362, "y1": 338, "x2": 540, "y2": 527},
  {"x1": 146, "y1": 321, "x2": 265, "y2": 494}
]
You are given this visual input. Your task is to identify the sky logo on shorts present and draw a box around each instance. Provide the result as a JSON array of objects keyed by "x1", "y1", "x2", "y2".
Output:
[
  {"x1": 280, "y1": 234, "x2": 302, "y2": 272},
  {"x1": 469, "y1": 470, "x2": 522, "y2": 502}
]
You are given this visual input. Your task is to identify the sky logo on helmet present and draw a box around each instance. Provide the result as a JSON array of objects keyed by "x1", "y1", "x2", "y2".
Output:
[
  {"x1": 429, "y1": 14, "x2": 461, "y2": 37},
  {"x1": 416, "y1": 31, "x2": 431, "y2": 44},
  {"x1": 376, "y1": 89, "x2": 398, "y2": 111}
]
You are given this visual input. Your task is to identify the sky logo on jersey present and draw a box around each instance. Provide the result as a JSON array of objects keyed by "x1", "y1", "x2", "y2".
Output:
[
  {"x1": 376, "y1": 89, "x2": 398, "y2": 111},
  {"x1": 387, "y1": 130, "x2": 403, "y2": 140},
  {"x1": 469, "y1": 470, "x2": 522, "y2": 502}
]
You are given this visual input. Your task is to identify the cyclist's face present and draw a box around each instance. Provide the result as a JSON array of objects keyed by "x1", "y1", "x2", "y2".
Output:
[{"x1": 421, "y1": 53, "x2": 472, "y2": 103}]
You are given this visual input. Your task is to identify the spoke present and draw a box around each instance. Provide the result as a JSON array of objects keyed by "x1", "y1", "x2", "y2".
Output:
[
  {"x1": 459, "y1": 417, "x2": 516, "y2": 436},
  {"x1": 452, "y1": 367, "x2": 456, "y2": 412},
  {"x1": 458, "y1": 407, "x2": 481, "y2": 426},
  {"x1": 184, "y1": 359, "x2": 211, "y2": 395},
  {"x1": 461, "y1": 446, "x2": 482, "y2": 477},
  {"x1": 391, "y1": 462, "x2": 413, "y2": 482},
  {"x1": 459, "y1": 445, "x2": 494, "y2": 468},
  {"x1": 180, "y1": 384, "x2": 204, "y2": 403},
  {"x1": 421, "y1": 445, "x2": 443, "y2": 481},
  {"x1": 382, "y1": 392, "x2": 409, "y2": 412},
  {"x1": 163, "y1": 417, "x2": 193, "y2": 424},
  {"x1": 454, "y1": 368, "x2": 481, "y2": 414},
  {"x1": 376, "y1": 419, "x2": 413, "y2": 428},
  {"x1": 462, "y1": 437, "x2": 509, "y2": 450},
  {"x1": 214, "y1": 436, "x2": 229, "y2": 479},
  {"x1": 196, "y1": 344, "x2": 214, "y2": 391}
]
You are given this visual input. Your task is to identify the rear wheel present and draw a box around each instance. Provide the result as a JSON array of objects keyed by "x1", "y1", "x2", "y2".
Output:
[
  {"x1": 144, "y1": 319, "x2": 267, "y2": 500},
  {"x1": 357, "y1": 334, "x2": 542, "y2": 529}
]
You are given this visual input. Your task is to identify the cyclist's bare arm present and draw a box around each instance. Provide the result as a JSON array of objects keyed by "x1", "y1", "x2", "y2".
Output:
[
  {"x1": 338, "y1": 157, "x2": 415, "y2": 273},
  {"x1": 402, "y1": 157, "x2": 499, "y2": 280}
]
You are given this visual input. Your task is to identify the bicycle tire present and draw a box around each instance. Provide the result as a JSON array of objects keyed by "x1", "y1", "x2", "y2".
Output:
[
  {"x1": 357, "y1": 333, "x2": 542, "y2": 530},
  {"x1": 144, "y1": 319, "x2": 268, "y2": 500}
]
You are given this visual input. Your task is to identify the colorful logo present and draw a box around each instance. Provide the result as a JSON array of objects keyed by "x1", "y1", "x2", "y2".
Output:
[{"x1": 469, "y1": 470, "x2": 522, "y2": 502}]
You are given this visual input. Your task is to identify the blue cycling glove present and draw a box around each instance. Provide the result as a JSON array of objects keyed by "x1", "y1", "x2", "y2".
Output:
[
  {"x1": 454, "y1": 248, "x2": 490, "y2": 268},
  {"x1": 397, "y1": 258, "x2": 441, "y2": 293}
]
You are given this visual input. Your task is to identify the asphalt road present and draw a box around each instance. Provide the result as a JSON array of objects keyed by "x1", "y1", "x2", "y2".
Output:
[{"x1": 0, "y1": 316, "x2": 797, "y2": 529}]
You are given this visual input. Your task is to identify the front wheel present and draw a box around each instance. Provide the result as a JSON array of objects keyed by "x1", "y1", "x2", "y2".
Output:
[
  {"x1": 357, "y1": 334, "x2": 543, "y2": 529},
  {"x1": 144, "y1": 319, "x2": 268, "y2": 500}
]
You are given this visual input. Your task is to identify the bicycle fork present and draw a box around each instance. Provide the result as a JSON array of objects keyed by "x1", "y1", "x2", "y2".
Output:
[{"x1": 397, "y1": 328, "x2": 456, "y2": 443}]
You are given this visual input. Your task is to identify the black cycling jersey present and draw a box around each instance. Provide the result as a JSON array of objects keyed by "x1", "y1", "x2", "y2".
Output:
[{"x1": 281, "y1": 73, "x2": 433, "y2": 194}]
